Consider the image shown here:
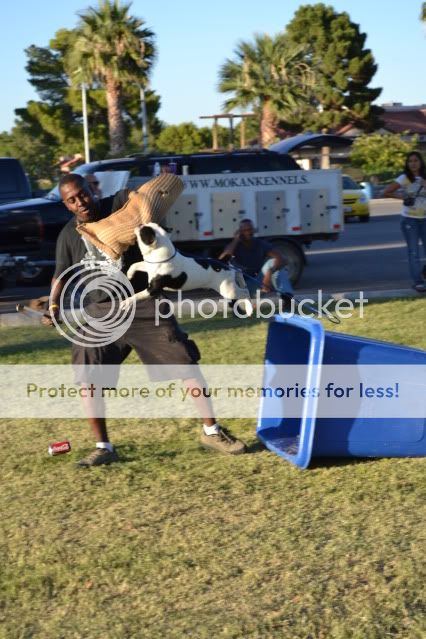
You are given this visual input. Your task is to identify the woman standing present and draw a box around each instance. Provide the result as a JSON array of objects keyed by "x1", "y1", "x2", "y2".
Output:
[{"x1": 384, "y1": 151, "x2": 426, "y2": 292}]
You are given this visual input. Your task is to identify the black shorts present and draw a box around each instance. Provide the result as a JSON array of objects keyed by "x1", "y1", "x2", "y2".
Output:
[{"x1": 72, "y1": 313, "x2": 200, "y2": 385}]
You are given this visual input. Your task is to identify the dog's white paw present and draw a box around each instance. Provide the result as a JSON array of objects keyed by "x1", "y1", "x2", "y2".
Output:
[
  {"x1": 241, "y1": 299, "x2": 254, "y2": 316},
  {"x1": 233, "y1": 299, "x2": 254, "y2": 317},
  {"x1": 119, "y1": 297, "x2": 135, "y2": 312}
]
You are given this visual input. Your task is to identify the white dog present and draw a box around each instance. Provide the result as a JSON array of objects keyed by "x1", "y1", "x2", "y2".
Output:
[{"x1": 120, "y1": 223, "x2": 253, "y2": 314}]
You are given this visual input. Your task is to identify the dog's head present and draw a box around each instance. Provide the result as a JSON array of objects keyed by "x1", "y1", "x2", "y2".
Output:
[
  {"x1": 135, "y1": 222, "x2": 174, "y2": 259},
  {"x1": 139, "y1": 225, "x2": 157, "y2": 246}
]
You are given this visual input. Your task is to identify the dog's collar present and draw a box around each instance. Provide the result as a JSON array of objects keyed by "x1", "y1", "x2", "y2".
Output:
[{"x1": 143, "y1": 248, "x2": 177, "y2": 264}]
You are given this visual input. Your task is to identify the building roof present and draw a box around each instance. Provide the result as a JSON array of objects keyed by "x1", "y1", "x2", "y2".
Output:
[
  {"x1": 334, "y1": 105, "x2": 426, "y2": 136},
  {"x1": 381, "y1": 106, "x2": 426, "y2": 134}
]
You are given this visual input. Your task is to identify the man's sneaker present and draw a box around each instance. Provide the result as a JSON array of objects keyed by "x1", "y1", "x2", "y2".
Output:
[
  {"x1": 76, "y1": 448, "x2": 119, "y2": 468},
  {"x1": 200, "y1": 426, "x2": 247, "y2": 455}
]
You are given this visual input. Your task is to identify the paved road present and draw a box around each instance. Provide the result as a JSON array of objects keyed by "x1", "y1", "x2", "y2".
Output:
[
  {"x1": 298, "y1": 199, "x2": 410, "y2": 294},
  {"x1": 0, "y1": 199, "x2": 420, "y2": 315}
]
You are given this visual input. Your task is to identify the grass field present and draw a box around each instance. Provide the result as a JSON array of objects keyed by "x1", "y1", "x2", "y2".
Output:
[{"x1": 0, "y1": 298, "x2": 425, "y2": 638}]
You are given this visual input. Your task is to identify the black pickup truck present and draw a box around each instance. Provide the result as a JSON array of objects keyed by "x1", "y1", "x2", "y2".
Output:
[
  {"x1": 0, "y1": 193, "x2": 70, "y2": 286},
  {"x1": 0, "y1": 157, "x2": 58, "y2": 287},
  {"x1": 0, "y1": 157, "x2": 33, "y2": 205},
  {"x1": 0, "y1": 157, "x2": 39, "y2": 254}
]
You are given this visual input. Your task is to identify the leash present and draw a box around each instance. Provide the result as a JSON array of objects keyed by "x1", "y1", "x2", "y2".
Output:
[
  {"x1": 238, "y1": 267, "x2": 341, "y2": 325},
  {"x1": 179, "y1": 252, "x2": 341, "y2": 324}
]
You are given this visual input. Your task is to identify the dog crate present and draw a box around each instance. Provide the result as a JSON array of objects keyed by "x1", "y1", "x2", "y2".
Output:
[{"x1": 257, "y1": 315, "x2": 426, "y2": 469}]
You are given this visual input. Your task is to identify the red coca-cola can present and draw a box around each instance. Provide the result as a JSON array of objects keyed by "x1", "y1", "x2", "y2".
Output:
[{"x1": 48, "y1": 441, "x2": 71, "y2": 456}]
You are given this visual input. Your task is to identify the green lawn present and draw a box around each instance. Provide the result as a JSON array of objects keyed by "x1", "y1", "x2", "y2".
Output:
[{"x1": 0, "y1": 299, "x2": 425, "y2": 639}]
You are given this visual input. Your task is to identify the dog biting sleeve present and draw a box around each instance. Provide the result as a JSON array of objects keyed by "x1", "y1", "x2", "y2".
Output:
[{"x1": 76, "y1": 174, "x2": 184, "y2": 260}]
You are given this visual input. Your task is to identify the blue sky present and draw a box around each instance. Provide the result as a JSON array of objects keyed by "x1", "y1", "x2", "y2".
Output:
[{"x1": 1, "y1": 0, "x2": 425, "y2": 133}]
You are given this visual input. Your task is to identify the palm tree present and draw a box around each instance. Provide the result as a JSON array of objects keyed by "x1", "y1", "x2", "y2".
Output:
[
  {"x1": 218, "y1": 33, "x2": 314, "y2": 147},
  {"x1": 68, "y1": 0, "x2": 156, "y2": 156}
]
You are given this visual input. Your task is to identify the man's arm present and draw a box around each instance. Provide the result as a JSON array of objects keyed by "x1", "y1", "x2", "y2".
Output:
[
  {"x1": 41, "y1": 277, "x2": 65, "y2": 326},
  {"x1": 110, "y1": 189, "x2": 131, "y2": 213},
  {"x1": 42, "y1": 224, "x2": 71, "y2": 326},
  {"x1": 218, "y1": 229, "x2": 241, "y2": 261},
  {"x1": 262, "y1": 248, "x2": 286, "y2": 292}
]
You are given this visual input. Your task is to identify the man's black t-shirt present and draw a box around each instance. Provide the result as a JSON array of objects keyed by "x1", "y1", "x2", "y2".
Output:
[
  {"x1": 54, "y1": 190, "x2": 149, "y2": 308},
  {"x1": 233, "y1": 238, "x2": 273, "y2": 275}
]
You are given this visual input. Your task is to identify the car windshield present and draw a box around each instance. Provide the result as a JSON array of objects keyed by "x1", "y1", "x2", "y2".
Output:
[
  {"x1": 44, "y1": 166, "x2": 92, "y2": 201},
  {"x1": 342, "y1": 176, "x2": 362, "y2": 190}
]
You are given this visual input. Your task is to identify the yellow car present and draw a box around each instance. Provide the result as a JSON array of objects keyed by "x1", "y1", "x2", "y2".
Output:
[{"x1": 342, "y1": 175, "x2": 370, "y2": 222}]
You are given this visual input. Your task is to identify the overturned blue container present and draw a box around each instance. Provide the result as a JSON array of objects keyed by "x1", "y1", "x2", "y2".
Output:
[{"x1": 257, "y1": 315, "x2": 426, "y2": 469}]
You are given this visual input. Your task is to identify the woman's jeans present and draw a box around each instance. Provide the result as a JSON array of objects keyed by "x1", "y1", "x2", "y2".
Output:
[
  {"x1": 243, "y1": 259, "x2": 294, "y2": 297},
  {"x1": 400, "y1": 216, "x2": 426, "y2": 285}
]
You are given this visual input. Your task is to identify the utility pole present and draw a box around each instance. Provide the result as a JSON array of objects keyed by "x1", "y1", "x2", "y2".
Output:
[
  {"x1": 81, "y1": 83, "x2": 90, "y2": 163},
  {"x1": 140, "y1": 84, "x2": 149, "y2": 154}
]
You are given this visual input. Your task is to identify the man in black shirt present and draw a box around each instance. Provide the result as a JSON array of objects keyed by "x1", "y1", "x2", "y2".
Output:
[
  {"x1": 219, "y1": 219, "x2": 293, "y2": 298},
  {"x1": 43, "y1": 174, "x2": 246, "y2": 466}
]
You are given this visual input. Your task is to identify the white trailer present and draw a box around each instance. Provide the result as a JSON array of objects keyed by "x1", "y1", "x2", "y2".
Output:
[{"x1": 163, "y1": 168, "x2": 343, "y2": 284}]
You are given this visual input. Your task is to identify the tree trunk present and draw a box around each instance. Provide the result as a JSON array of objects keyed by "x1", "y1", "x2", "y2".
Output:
[
  {"x1": 260, "y1": 101, "x2": 278, "y2": 147},
  {"x1": 105, "y1": 72, "x2": 125, "y2": 156}
]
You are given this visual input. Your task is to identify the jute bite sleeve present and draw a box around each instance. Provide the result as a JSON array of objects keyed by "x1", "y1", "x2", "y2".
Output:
[{"x1": 76, "y1": 174, "x2": 184, "y2": 259}]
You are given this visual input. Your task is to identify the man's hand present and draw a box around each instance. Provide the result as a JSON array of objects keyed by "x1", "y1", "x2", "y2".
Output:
[
  {"x1": 29, "y1": 296, "x2": 49, "y2": 312},
  {"x1": 41, "y1": 304, "x2": 60, "y2": 326}
]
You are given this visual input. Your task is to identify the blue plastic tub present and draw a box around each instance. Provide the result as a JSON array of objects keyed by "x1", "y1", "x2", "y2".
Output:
[{"x1": 257, "y1": 315, "x2": 426, "y2": 469}]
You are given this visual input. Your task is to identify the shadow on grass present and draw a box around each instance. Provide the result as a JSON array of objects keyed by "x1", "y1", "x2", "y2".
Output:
[
  {"x1": 307, "y1": 456, "x2": 379, "y2": 470},
  {"x1": 246, "y1": 440, "x2": 267, "y2": 454},
  {"x1": 114, "y1": 441, "x2": 140, "y2": 463},
  {"x1": 0, "y1": 336, "x2": 66, "y2": 358},
  {"x1": 181, "y1": 315, "x2": 264, "y2": 335},
  {"x1": 115, "y1": 442, "x2": 180, "y2": 464}
]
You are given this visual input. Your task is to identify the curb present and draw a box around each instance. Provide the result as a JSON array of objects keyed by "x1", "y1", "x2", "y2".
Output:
[
  {"x1": 326, "y1": 289, "x2": 421, "y2": 301},
  {"x1": 0, "y1": 288, "x2": 422, "y2": 328}
]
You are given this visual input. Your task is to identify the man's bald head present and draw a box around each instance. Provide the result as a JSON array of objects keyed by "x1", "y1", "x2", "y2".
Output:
[
  {"x1": 59, "y1": 173, "x2": 86, "y2": 192},
  {"x1": 59, "y1": 173, "x2": 97, "y2": 223},
  {"x1": 239, "y1": 218, "x2": 255, "y2": 241}
]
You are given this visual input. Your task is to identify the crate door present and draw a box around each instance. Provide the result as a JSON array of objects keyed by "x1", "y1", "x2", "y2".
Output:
[
  {"x1": 211, "y1": 192, "x2": 242, "y2": 238},
  {"x1": 256, "y1": 191, "x2": 289, "y2": 235},
  {"x1": 299, "y1": 189, "x2": 329, "y2": 234},
  {"x1": 166, "y1": 195, "x2": 199, "y2": 241}
]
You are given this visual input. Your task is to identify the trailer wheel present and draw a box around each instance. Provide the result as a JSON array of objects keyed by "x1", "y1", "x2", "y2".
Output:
[{"x1": 271, "y1": 240, "x2": 305, "y2": 286}]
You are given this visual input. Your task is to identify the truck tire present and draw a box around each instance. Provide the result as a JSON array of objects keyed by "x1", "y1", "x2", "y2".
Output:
[{"x1": 270, "y1": 239, "x2": 305, "y2": 286}]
